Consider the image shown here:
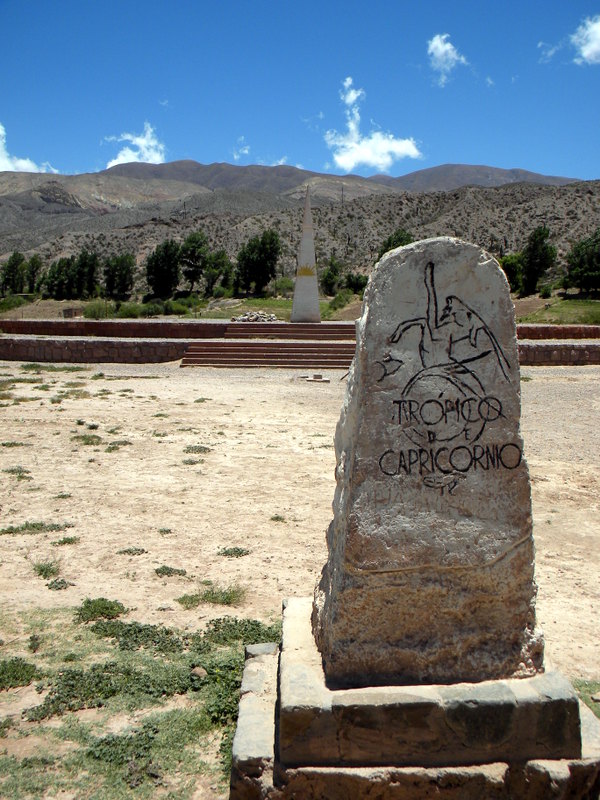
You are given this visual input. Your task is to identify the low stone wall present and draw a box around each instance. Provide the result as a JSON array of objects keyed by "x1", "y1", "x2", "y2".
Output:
[
  {"x1": 0, "y1": 336, "x2": 599, "y2": 366},
  {"x1": 0, "y1": 319, "x2": 228, "y2": 339},
  {"x1": 518, "y1": 341, "x2": 600, "y2": 365},
  {"x1": 1, "y1": 319, "x2": 599, "y2": 342},
  {"x1": 517, "y1": 324, "x2": 600, "y2": 340},
  {"x1": 0, "y1": 337, "x2": 187, "y2": 363}
]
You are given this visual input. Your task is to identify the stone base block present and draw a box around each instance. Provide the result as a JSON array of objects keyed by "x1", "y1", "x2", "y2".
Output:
[{"x1": 229, "y1": 599, "x2": 600, "y2": 799}]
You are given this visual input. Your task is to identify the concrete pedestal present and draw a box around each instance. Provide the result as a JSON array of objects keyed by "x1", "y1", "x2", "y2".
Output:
[{"x1": 230, "y1": 598, "x2": 600, "y2": 799}]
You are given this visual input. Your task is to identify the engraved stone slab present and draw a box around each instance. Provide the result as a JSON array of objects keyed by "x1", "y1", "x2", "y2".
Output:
[{"x1": 312, "y1": 237, "x2": 544, "y2": 687}]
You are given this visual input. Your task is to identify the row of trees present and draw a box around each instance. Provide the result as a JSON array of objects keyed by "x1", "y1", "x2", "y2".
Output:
[
  {"x1": 2, "y1": 223, "x2": 598, "y2": 302},
  {"x1": 0, "y1": 227, "x2": 283, "y2": 302},
  {"x1": 145, "y1": 229, "x2": 282, "y2": 298}
]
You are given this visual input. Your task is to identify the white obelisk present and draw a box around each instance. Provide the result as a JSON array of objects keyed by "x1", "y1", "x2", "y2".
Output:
[{"x1": 291, "y1": 188, "x2": 321, "y2": 323}]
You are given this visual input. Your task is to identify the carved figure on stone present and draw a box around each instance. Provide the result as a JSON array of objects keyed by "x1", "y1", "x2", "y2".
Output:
[{"x1": 377, "y1": 261, "x2": 511, "y2": 384}]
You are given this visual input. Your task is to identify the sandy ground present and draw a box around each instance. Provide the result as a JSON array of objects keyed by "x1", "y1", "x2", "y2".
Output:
[{"x1": 0, "y1": 360, "x2": 597, "y2": 681}]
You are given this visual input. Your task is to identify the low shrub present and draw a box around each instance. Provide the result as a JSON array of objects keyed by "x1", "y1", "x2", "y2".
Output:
[{"x1": 74, "y1": 597, "x2": 127, "y2": 623}]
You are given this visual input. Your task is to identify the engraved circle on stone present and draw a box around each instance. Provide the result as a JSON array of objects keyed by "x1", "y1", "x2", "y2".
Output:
[{"x1": 400, "y1": 366, "x2": 489, "y2": 447}]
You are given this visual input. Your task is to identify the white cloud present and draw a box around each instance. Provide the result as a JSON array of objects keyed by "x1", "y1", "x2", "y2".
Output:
[
  {"x1": 571, "y1": 15, "x2": 600, "y2": 65},
  {"x1": 324, "y1": 77, "x2": 421, "y2": 173},
  {"x1": 233, "y1": 136, "x2": 250, "y2": 161},
  {"x1": 0, "y1": 122, "x2": 58, "y2": 173},
  {"x1": 537, "y1": 40, "x2": 562, "y2": 63},
  {"x1": 427, "y1": 33, "x2": 468, "y2": 87},
  {"x1": 485, "y1": 76, "x2": 495, "y2": 88},
  {"x1": 105, "y1": 122, "x2": 165, "y2": 168}
]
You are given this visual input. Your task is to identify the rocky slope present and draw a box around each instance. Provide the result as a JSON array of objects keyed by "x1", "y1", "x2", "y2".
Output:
[{"x1": 0, "y1": 162, "x2": 597, "y2": 283}]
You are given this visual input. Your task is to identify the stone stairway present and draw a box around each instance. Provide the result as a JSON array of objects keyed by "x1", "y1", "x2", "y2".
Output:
[
  {"x1": 180, "y1": 339, "x2": 356, "y2": 368},
  {"x1": 223, "y1": 322, "x2": 356, "y2": 340}
]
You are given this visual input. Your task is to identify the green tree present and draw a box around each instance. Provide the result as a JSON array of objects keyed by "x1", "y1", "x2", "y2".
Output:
[
  {"x1": 74, "y1": 249, "x2": 100, "y2": 298},
  {"x1": 1, "y1": 251, "x2": 26, "y2": 295},
  {"x1": 521, "y1": 226, "x2": 556, "y2": 296},
  {"x1": 42, "y1": 257, "x2": 77, "y2": 299},
  {"x1": 204, "y1": 249, "x2": 232, "y2": 296},
  {"x1": 564, "y1": 229, "x2": 600, "y2": 294},
  {"x1": 26, "y1": 254, "x2": 43, "y2": 294},
  {"x1": 377, "y1": 228, "x2": 414, "y2": 260},
  {"x1": 320, "y1": 255, "x2": 342, "y2": 296},
  {"x1": 344, "y1": 271, "x2": 368, "y2": 294},
  {"x1": 499, "y1": 252, "x2": 524, "y2": 293},
  {"x1": 104, "y1": 253, "x2": 135, "y2": 299},
  {"x1": 180, "y1": 231, "x2": 209, "y2": 292},
  {"x1": 235, "y1": 230, "x2": 281, "y2": 295},
  {"x1": 146, "y1": 239, "x2": 181, "y2": 298}
]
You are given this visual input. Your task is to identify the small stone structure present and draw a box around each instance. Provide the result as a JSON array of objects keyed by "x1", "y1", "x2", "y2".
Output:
[
  {"x1": 290, "y1": 188, "x2": 321, "y2": 323},
  {"x1": 230, "y1": 237, "x2": 600, "y2": 798}
]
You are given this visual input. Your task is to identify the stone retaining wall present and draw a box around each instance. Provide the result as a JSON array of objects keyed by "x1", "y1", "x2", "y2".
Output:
[
  {"x1": 1, "y1": 319, "x2": 599, "y2": 341},
  {"x1": 0, "y1": 336, "x2": 599, "y2": 366},
  {"x1": 0, "y1": 319, "x2": 228, "y2": 339},
  {"x1": 518, "y1": 341, "x2": 600, "y2": 365},
  {"x1": 0, "y1": 337, "x2": 187, "y2": 363}
]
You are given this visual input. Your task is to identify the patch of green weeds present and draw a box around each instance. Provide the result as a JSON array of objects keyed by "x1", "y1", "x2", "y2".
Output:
[
  {"x1": 0, "y1": 521, "x2": 72, "y2": 535},
  {"x1": 47, "y1": 578, "x2": 72, "y2": 591},
  {"x1": 177, "y1": 583, "x2": 246, "y2": 609},
  {"x1": 152, "y1": 431, "x2": 168, "y2": 437},
  {"x1": 86, "y1": 722, "x2": 162, "y2": 788},
  {"x1": 52, "y1": 535, "x2": 79, "y2": 546},
  {"x1": 521, "y1": 375, "x2": 533, "y2": 382},
  {"x1": 89, "y1": 620, "x2": 185, "y2": 654},
  {"x1": 201, "y1": 650, "x2": 245, "y2": 726},
  {"x1": 86, "y1": 422, "x2": 99, "y2": 429},
  {"x1": 85, "y1": 707, "x2": 213, "y2": 789},
  {"x1": 573, "y1": 679, "x2": 600, "y2": 719},
  {"x1": 155, "y1": 565, "x2": 187, "y2": 578},
  {"x1": 71, "y1": 433, "x2": 102, "y2": 446},
  {"x1": 24, "y1": 660, "x2": 196, "y2": 721},
  {"x1": 218, "y1": 546, "x2": 250, "y2": 558},
  {"x1": 74, "y1": 598, "x2": 126, "y2": 623},
  {"x1": 182, "y1": 457, "x2": 203, "y2": 465},
  {"x1": 158, "y1": 527, "x2": 172, "y2": 535},
  {"x1": 0, "y1": 657, "x2": 38, "y2": 690},
  {"x1": 184, "y1": 444, "x2": 211, "y2": 454},
  {"x1": 54, "y1": 492, "x2": 72, "y2": 500},
  {"x1": 1, "y1": 441, "x2": 29, "y2": 448},
  {"x1": 153, "y1": 412, "x2": 168, "y2": 418},
  {"x1": 0, "y1": 717, "x2": 14, "y2": 737},
  {"x1": 28, "y1": 633, "x2": 42, "y2": 653},
  {"x1": 270, "y1": 514, "x2": 286, "y2": 522},
  {"x1": 33, "y1": 560, "x2": 60, "y2": 580},
  {"x1": 91, "y1": 372, "x2": 105, "y2": 379},
  {"x1": 3, "y1": 465, "x2": 32, "y2": 481},
  {"x1": 21, "y1": 363, "x2": 88, "y2": 373},
  {"x1": 117, "y1": 547, "x2": 147, "y2": 556},
  {"x1": 105, "y1": 439, "x2": 132, "y2": 452},
  {"x1": 203, "y1": 616, "x2": 281, "y2": 647},
  {"x1": 194, "y1": 397, "x2": 211, "y2": 403}
]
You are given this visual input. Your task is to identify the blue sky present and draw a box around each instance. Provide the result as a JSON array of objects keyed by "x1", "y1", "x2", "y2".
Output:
[{"x1": 1, "y1": 1, "x2": 599, "y2": 179}]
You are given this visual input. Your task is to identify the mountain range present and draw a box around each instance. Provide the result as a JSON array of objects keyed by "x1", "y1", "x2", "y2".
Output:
[{"x1": 0, "y1": 161, "x2": 597, "y2": 281}]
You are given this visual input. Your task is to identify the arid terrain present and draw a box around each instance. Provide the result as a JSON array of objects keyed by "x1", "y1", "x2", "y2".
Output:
[
  {"x1": 1, "y1": 161, "x2": 599, "y2": 288},
  {"x1": 0, "y1": 360, "x2": 598, "y2": 797}
]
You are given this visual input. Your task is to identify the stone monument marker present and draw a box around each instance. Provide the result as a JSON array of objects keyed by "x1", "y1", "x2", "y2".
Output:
[
  {"x1": 230, "y1": 236, "x2": 599, "y2": 799},
  {"x1": 290, "y1": 188, "x2": 321, "y2": 323},
  {"x1": 313, "y1": 236, "x2": 544, "y2": 687}
]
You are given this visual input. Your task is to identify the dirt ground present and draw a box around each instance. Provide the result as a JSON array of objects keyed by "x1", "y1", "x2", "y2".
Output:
[{"x1": 0, "y1": 361, "x2": 598, "y2": 797}]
